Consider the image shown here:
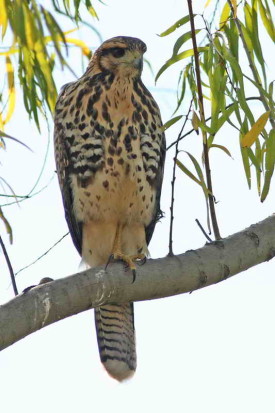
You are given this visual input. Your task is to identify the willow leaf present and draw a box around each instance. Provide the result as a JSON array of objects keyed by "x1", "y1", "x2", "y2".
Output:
[
  {"x1": 261, "y1": 130, "x2": 275, "y2": 201},
  {"x1": 173, "y1": 29, "x2": 201, "y2": 56},
  {"x1": 209, "y1": 144, "x2": 233, "y2": 158},
  {"x1": 156, "y1": 47, "x2": 208, "y2": 82},
  {"x1": 219, "y1": 3, "x2": 230, "y2": 29},
  {"x1": 0, "y1": 207, "x2": 12, "y2": 244},
  {"x1": 258, "y1": 0, "x2": 275, "y2": 41},
  {"x1": 158, "y1": 15, "x2": 192, "y2": 37},
  {"x1": 162, "y1": 115, "x2": 183, "y2": 131},
  {"x1": 3, "y1": 56, "x2": 16, "y2": 125},
  {"x1": 0, "y1": 0, "x2": 8, "y2": 39},
  {"x1": 176, "y1": 159, "x2": 202, "y2": 186},
  {"x1": 242, "y1": 111, "x2": 270, "y2": 147}
]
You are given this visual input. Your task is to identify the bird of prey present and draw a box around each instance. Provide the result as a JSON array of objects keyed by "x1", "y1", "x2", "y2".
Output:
[{"x1": 54, "y1": 36, "x2": 166, "y2": 381}]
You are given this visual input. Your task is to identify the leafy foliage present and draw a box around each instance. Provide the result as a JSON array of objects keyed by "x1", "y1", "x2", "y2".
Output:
[
  {"x1": 0, "y1": 0, "x2": 99, "y2": 131},
  {"x1": 0, "y1": 0, "x2": 100, "y2": 240},
  {"x1": 157, "y1": 0, "x2": 275, "y2": 205}
]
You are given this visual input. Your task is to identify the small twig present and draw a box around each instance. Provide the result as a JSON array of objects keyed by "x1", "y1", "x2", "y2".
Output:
[
  {"x1": 195, "y1": 219, "x2": 213, "y2": 242},
  {"x1": 167, "y1": 97, "x2": 262, "y2": 151},
  {"x1": 0, "y1": 173, "x2": 55, "y2": 207},
  {"x1": 14, "y1": 233, "x2": 69, "y2": 277},
  {"x1": 169, "y1": 100, "x2": 193, "y2": 256},
  {"x1": 0, "y1": 235, "x2": 18, "y2": 295}
]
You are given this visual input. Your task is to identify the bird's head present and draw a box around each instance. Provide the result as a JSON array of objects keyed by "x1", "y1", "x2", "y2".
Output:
[{"x1": 89, "y1": 36, "x2": 147, "y2": 78}]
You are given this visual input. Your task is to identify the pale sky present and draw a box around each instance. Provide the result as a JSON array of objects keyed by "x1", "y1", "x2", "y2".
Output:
[{"x1": 1, "y1": 1, "x2": 275, "y2": 412}]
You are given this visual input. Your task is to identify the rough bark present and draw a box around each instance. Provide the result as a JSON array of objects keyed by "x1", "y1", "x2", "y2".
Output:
[{"x1": 1, "y1": 214, "x2": 275, "y2": 351}]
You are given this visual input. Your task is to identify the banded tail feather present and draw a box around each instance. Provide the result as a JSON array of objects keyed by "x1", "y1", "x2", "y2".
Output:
[{"x1": 94, "y1": 303, "x2": 136, "y2": 381}]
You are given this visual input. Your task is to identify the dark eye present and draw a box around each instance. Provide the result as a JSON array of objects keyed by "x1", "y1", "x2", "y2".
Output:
[{"x1": 111, "y1": 48, "x2": 126, "y2": 58}]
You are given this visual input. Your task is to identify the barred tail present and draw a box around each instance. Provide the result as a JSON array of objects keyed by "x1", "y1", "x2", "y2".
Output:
[{"x1": 94, "y1": 303, "x2": 136, "y2": 381}]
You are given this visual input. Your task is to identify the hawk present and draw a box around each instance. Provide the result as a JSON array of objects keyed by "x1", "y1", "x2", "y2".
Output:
[{"x1": 54, "y1": 36, "x2": 166, "y2": 381}]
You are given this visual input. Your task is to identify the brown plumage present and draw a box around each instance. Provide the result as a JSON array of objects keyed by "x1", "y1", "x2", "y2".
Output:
[{"x1": 54, "y1": 36, "x2": 166, "y2": 381}]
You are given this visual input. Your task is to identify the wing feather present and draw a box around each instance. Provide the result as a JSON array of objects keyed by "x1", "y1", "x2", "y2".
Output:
[{"x1": 54, "y1": 83, "x2": 82, "y2": 255}]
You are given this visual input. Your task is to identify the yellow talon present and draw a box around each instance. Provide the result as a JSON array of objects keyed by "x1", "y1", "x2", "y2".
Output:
[{"x1": 113, "y1": 252, "x2": 137, "y2": 270}]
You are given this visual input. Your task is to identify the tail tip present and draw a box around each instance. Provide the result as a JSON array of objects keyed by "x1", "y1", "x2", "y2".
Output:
[{"x1": 103, "y1": 360, "x2": 136, "y2": 382}]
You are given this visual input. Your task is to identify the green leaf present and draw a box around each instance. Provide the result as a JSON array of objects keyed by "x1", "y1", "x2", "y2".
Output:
[
  {"x1": 177, "y1": 153, "x2": 211, "y2": 233},
  {"x1": 162, "y1": 115, "x2": 183, "y2": 131},
  {"x1": 216, "y1": 103, "x2": 237, "y2": 132},
  {"x1": 261, "y1": 130, "x2": 275, "y2": 201},
  {"x1": 156, "y1": 47, "x2": 208, "y2": 82},
  {"x1": 186, "y1": 65, "x2": 198, "y2": 108},
  {"x1": 239, "y1": 21, "x2": 254, "y2": 55},
  {"x1": 244, "y1": 1, "x2": 267, "y2": 87},
  {"x1": 85, "y1": 0, "x2": 99, "y2": 19},
  {"x1": 240, "y1": 119, "x2": 251, "y2": 188},
  {"x1": 247, "y1": 147, "x2": 262, "y2": 172},
  {"x1": 0, "y1": 207, "x2": 13, "y2": 244},
  {"x1": 258, "y1": 0, "x2": 275, "y2": 41},
  {"x1": 195, "y1": 117, "x2": 213, "y2": 135},
  {"x1": 172, "y1": 29, "x2": 201, "y2": 56},
  {"x1": 41, "y1": 7, "x2": 66, "y2": 66},
  {"x1": 176, "y1": 159, "x2": 202, "y2": 186},
  {"x1": 209, "y1": 144, "x2": 233, "y2": 158},
  {"x1": 219, "y1": 2, "x2": 231, "y2": 29},
  {"x1": 173, "y1": 70, "x2": 186, "y2": 114},
  {"x1": 3, "y1": 56, "x2": 16, "y2": 125},
  {"x1": 183, "y1": 152, "x2": 211, "y2": 194},
  {"x1": 208, "y1": 62, "x2": 227, "y2": 134},
  {"x1": 191, "y1": 111, "x2": 200, "y2": 133},
  {"x1": 158, "y1": 15, "x2": 192, "y2": 37},
  {"x1": 268, "y1": 81, "x2": 275, "y2": 113},
  {"x1": 241, "y1": 147, "x2": 251, "y2": 189},
  {"x1": 224, "y1": 19, "x2": 239, "y2": 66},
  {"x1": 255, "y1": 138, "x2": 262, "y2": 195}
]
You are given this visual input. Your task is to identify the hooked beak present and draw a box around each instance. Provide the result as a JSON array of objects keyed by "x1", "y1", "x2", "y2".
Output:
[{"x1": 133, "y1": 56, "x2": 143, "y2": 71}]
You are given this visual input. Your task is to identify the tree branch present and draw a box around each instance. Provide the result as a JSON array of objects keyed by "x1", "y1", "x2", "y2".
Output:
[
  {"x1": 187, "y1": 0, "x2": 220, "y2": 239},
  {"x1": 1, "y1": 214, "x2": 275, "y2": 351}
]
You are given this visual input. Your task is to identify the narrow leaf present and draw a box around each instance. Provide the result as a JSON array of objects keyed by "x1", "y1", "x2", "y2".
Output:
[
  {"x1": 219, "y1": 3, "x2": 230, "y2": 29},
  {"x1": 258, "y1": 0, "x2": 275, "y2": 41},
  {"x1": 209, "y1": 144, "x2": 233, "y2": 158},
  {"x1": 173, "y1": 29, "x2": 201, "y2": 56},
  {"x1": 261, "y1": 130, "x2": 275, "y2": 201},
  {"x1": 215, "y1": 103, "x2": 237, "y2": 132},
  {"x1": 241, "y1": 111, "x2": 270, "y2": 147},
  {"x1": 0, "y1": 0, "x2": 8, "y2": 39},
  {"x1": 0, "y1": 207, "x2": 13, "y2": 244},
  {"x1": 3, "y1": 56, "x2": 16, "y2": 125},
  {"x1": 156, "y1": 47, "x2": 208, "y2": 82},
  {"x1": 158, "y1": 15, "x2": 192, "y2": 37},
  {"x1": 162, "y1": 116, "x2": 183, "y2": 131},
  {"x1": 191, "y1": 111, "x2": 200, "y2": 133},
  {"x1": 64, "y1": 37, "x2": 91, "y2": 57},
  {"x1": 176, "y1": 159, "x2": 202, "y2": 187}
]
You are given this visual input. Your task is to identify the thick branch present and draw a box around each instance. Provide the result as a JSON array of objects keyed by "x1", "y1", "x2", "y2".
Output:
[{"x1": 1, "y1": 215, "x2": 275, "y2": 351}]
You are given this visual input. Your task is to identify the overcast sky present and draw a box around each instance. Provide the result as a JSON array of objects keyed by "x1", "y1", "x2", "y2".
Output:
[{"x1": 1, "y1": 1, "x2": 275, "y2": 412}]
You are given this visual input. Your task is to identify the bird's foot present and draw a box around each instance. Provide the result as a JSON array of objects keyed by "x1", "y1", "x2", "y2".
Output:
[
  {"x1": 131, "y1": 253, "x2": 147, "y2": 266},
  {"x1": 106, "y1": 252, "x2": 147, "y2": 283}
]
